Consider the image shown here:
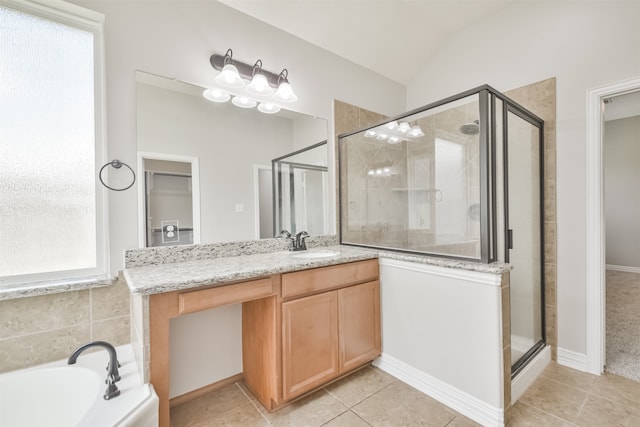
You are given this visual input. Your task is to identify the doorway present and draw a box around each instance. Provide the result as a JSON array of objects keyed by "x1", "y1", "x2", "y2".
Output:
[
  {"x1": 602, "y1": 91, "x2": 640, "y2": 381},
  {"x1": 586, "y1": 75, "x2": 640, "y2": 375}
]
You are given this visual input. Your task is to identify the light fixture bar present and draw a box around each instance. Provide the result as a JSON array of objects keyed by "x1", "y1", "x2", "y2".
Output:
[{"x1": 210, "y1": 53, "x2": 282, "y2": 89}]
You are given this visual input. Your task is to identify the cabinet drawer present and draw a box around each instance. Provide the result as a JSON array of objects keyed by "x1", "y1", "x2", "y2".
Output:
[
  {"x1": 179, "y1": 277, "x2": 275, "y2": 315},
  {"x1": 281, "y1": 259, "x2": 378, "y2": 299}
]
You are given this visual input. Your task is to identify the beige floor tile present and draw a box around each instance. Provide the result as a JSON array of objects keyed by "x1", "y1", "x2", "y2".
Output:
[
  {"x1": 590, "y1": 373, "x2": 640, "y2": 407},
  {"x1": 519, "y1": 376, "x2": 586, "y2": 423},
  {"x1": 322, "y1": 410, "x2": 372, "y2": 426},
  {"x1": 507, "y1": 401, "x2": 573, "y2": 427},
  {"x1": 541, "y1": 362, "x2": 597, "y2": 391},
  {"x1": 575, "y1": 394, "x2": 640, "y2": 427},
  {"x1": 352, "y1": 381, "x2": 456, "y2": 427},
  {"x1": 171, "y1": 384, "x2": 251, "y2": 427},
  {"x1": 324, "y1": 366, "x2": 396, "y2": 407},
  {"x1": 177, "y1": 402, "x2": 268, "y2": 427},
  {"x1": 259, "y1": 389, "x2": 348, "y2": 427}
]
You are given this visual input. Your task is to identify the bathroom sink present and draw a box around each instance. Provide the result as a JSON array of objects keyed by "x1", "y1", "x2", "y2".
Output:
[{"x1": 290, "y1": 250, "x2": 341, "y2": 259}]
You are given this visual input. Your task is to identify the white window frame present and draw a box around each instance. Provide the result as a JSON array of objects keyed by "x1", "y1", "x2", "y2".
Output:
[{"x1": 0, "y1": 0, "x2": 108, "y2": 285}]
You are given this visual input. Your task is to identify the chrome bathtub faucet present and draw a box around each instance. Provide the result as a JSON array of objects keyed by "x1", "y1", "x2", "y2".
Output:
[{"x1": 68, "y1": 340, "x2": 121, "y2": 400}]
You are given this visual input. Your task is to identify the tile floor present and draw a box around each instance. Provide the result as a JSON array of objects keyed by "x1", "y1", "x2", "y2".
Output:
[{"x1": 171, "y1": 363, "x2": 640, "y2": 427}]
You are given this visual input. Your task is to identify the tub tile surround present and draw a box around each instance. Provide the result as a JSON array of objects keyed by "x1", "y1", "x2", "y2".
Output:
[{"x1": 0, "y1": 274, "x2": 131, "y2": 373}]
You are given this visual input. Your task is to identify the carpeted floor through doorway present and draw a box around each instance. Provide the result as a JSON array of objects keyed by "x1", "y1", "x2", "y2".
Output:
[{"x1": 606, "y1": 269, "x2": 640, "y2": 382}]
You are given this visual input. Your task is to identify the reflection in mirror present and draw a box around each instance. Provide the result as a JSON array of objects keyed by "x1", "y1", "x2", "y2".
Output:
[
  {"x1": 273, "y1": 141, "x2": 329, "y2": 236},
  {"x1": 137, "y1": 152, "x2": 201, "y2": 248},
  {"x1": 135, "y1": 71, "x2": 329, "y2": 246}
]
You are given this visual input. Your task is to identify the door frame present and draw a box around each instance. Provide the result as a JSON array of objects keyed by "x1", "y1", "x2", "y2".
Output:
[
  {"x1": 585, "y1": 75, "x2": 640, "y2": 374},
  {"x1": 137, "y1": 151, "x2": 201, "y2": 248}
]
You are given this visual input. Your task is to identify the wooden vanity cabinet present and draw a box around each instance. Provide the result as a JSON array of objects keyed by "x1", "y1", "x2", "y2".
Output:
[
  {"x1": 282, "y1": 291, "x2": 339, "y2": 401},
  {"x1": 276, "y1": 259, "x2": 381, "y2": 402},
  {"x1": 150, "y1": 259, "x2": 379, "y2": 427},
  {"x1": 338, "y1": 280, "x2": 381, "y2": 373}
]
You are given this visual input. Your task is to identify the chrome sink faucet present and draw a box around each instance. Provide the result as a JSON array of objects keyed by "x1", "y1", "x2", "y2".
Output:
[
  {"x1": 280, "y1": 230, "x2": 310, "y2": 251},
  {"x1": 68, "y1": 340, "x2": 121, "y2": 400}
]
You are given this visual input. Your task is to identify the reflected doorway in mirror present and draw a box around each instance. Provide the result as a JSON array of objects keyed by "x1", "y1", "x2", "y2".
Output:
[{"x1": 137, "y1": 152, "x2": 201, "y2": 248}]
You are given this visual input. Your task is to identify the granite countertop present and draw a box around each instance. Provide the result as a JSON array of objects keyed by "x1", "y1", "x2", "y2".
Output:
[
  {"x1": 123, "y1": 245, "x2": 378, "y2": 295},
  {"x1": 123, "y1": 244, "x2": 510, "y2": 296}
]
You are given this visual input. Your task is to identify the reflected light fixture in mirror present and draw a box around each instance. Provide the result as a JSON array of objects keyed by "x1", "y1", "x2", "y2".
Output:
[
  {"x1": 363, "y1": 120, "x2": 425, "y2": 143},
  {"x1": 207, "y1": 48, "x2": 297, "y2": 114}
]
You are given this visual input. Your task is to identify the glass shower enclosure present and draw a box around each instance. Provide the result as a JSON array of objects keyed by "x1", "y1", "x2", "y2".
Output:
[
  {"x1": 272, "y1": 141, "x2": 329, "y2": 236},
  {"x1": 338, "y1": 85, "x2": 545, "y2": 375}
]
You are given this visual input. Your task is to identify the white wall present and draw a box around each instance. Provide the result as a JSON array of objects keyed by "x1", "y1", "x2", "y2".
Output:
[
  {"x1": 405, "y1": 0, "x2": 640, "y2": 359},
  {"x1": 69, "y1": 0, "x2": 405, "y2": 272},
  {"x1": 605, "y1": 116, "x2": 640, "y2": 268},
  {"x1": 377, "y1": 259, "x2": 504, "y2": 425}
]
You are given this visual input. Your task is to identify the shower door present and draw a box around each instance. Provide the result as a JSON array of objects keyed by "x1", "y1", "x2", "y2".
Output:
[
  {"x1": 272, "y1": 141, "x2": 329, "y2": 236},
  {"x1": 504, "y1": 106, "x2": 545, "y2": 375}
]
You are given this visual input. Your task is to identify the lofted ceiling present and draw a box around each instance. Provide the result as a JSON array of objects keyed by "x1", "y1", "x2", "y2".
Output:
[{"x1": 219, "y1": 0, "x2": 515, "y2": 85}]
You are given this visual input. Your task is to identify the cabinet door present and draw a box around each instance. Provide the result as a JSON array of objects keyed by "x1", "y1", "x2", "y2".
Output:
[
  {"x1": 338, "y1": 280, "x2": 381, "y2": 373},
  {"x1": 282, "y1": 291, "x2": 339, "y2": 401}
]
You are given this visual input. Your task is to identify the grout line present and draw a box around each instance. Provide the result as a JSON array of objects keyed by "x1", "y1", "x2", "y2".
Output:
[
  {"x1": 516, "y1": 401, "x2": 578, "y2": 426},
  {"x1": 236, "y1": 383, "x2": 273, "y2": 426}
]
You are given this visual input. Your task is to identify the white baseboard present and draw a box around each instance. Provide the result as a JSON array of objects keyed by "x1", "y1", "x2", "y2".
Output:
[
  {"x1": 374, "y1": 354, "x2": 504, "y2": 427},
  {"x1": 511, "y1": 346, "x2": 550, "y2": 404},
  {"x1": 606, "y1": 264, "x2": 640, "y2": 274},
  {"x1": 557, "y1": 347, "x2": 587, "y2": 371}
]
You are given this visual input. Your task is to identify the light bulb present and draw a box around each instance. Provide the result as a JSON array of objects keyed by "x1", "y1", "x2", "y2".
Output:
[
  {"x1": 231, "y1": 96, "x2": 257, "y2": 109},
  {"x1": 375, "y1": 133, "x2": 387, "y2": 141},
  {"x1": 388, "y1": 136, "x2": 400, "y2": 144},
  {"x1": 202, "y1": 88, "x2": 230, "y2": 103},
  {"x1": 386, "y1": 121, "x2": 398, "y2": 130},
  {"x1": 258, "y1": 103, "x2": 281, "y2": 114},
  {"x1": 215, "y1": 63, "x2": 245, "y2": 89},
  {"x1": 408, "y1": 125, "x2": 424, "y2": 138},
  {"x1": 364, "y1": 130, "x2": 376, "y2": 138},
  {"x1": 273, "y1": 81, "x2": 298, "y2": 102},
  {"x1": 247, "y1": 73, "x2": 274, "y2": 96},
  {"x1": 398, "y1": 122, "x2": 411, "y2": 133}
]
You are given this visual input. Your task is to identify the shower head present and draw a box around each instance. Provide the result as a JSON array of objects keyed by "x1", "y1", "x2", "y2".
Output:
[{"x1": 460, "y1": 120, "x2": 480, "y2": 136}]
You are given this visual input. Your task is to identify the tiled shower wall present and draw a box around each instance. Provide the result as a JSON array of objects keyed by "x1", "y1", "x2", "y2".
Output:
[{"x1": 0, "y1": 276, "x2": 130, "y2": 373}]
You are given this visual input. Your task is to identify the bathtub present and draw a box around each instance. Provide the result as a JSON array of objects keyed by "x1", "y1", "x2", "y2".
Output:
[{"x1": 0, "y1": 344, "x2": 158, "y2": 427}]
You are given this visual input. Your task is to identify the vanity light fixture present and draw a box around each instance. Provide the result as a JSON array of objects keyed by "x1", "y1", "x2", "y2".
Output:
[
  {"x1": 206, "y1": 49, "x2": 298, "y2": 114},
  {"x1": 363, "y1": 120, "x2": 424, "y2": 144}
]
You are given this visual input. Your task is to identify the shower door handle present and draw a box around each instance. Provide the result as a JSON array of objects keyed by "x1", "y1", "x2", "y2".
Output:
[{"x1": 507, "y1": 229, "x2": 514, "y2": 250}]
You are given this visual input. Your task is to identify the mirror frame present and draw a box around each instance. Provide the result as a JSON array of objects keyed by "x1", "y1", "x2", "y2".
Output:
[{"x1": 137, "y1": 151, "x2": 201, "y2": 248}]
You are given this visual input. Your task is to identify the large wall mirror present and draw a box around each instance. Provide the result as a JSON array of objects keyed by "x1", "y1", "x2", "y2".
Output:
[{"x1": 135, "y1": 71, "x2": 329, "y2": 247}]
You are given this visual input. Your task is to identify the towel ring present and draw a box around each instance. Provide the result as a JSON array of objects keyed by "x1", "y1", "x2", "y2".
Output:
[{"x1": 99, "y1": 160, "x2": 136, "y2": 191}]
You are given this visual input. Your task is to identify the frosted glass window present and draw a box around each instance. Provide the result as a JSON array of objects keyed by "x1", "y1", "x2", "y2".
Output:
[{"x1": 0, "y1": 5, "x2": 103, "y2": 283}]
